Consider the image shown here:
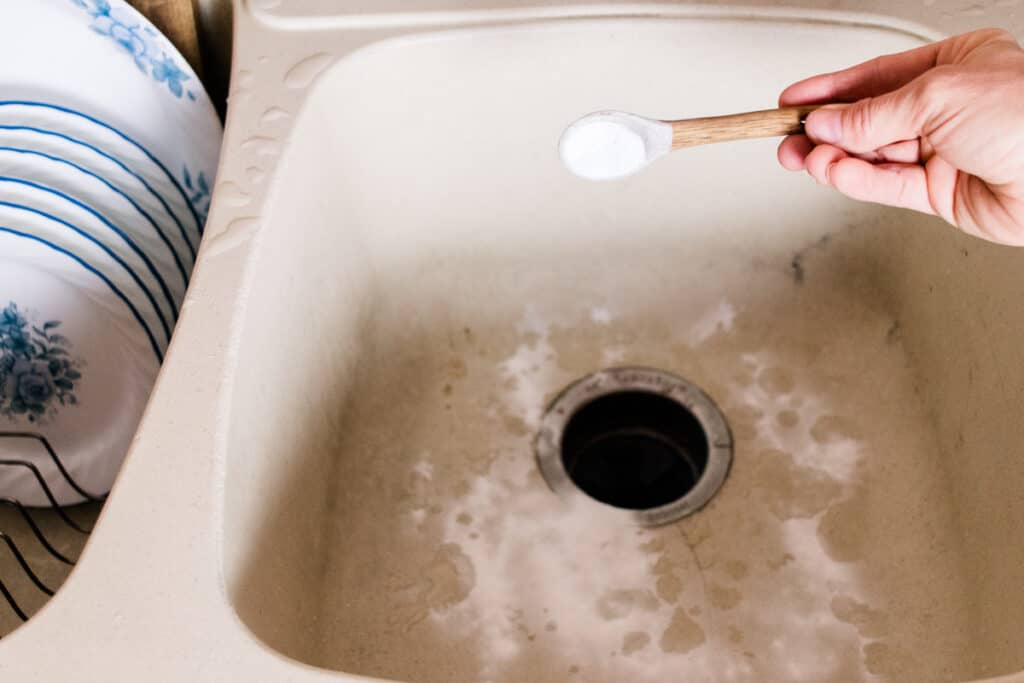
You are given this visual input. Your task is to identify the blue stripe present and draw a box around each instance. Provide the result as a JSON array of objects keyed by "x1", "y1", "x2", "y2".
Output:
[
  {"x1": 0, "y1": 145, "x2": 190, "y2": 287},
  {"x1": 0, "y1": 200, "x2": 171, "y2": 342},
  {"x1": 0, "y1": 122, "x2": 196, "y2": 258},
  {"x1": 0, "y1": 177, "x2": 178, "y2": 319},
  {"x1": 0, "y1": 227, "x2": 163, "y2": 363},
  {"x1": 0, "y1": 101, "x2": 206, "y2": 237}
]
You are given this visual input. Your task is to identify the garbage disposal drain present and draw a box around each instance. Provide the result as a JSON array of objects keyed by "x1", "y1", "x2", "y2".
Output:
[{"x1": 534, "y1": 367, "x2": 732, "y2": 527}]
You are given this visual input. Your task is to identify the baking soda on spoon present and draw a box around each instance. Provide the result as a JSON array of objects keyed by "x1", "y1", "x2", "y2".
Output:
[
  {"x1": 559, "y1": 111, "x2": 672, "y2": 181},
  {"x1": 559, "y1": 105, "x2": 817, "y2": 180}
]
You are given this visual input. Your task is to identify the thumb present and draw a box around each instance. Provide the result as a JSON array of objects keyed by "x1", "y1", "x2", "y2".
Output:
[{"x1": 804, "y1": 84, "x2": 932, "y2": 154}]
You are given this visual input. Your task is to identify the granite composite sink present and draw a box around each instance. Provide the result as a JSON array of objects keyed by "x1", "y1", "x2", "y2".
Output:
[{"x1": 2, "y1": 4, "x2": 1024, "y2": 682}]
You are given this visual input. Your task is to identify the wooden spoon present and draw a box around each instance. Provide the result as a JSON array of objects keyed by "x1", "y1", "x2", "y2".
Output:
[{"x1": 559, "y1": 105, "x2": 821, "y2": 181}]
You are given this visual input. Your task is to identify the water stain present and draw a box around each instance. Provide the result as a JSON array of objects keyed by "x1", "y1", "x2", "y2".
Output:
[
  {"x1": 595, "y1": 589, "x2": 659, "y2": 620},
  {"x1": 709, "y1": 583, "x2": 742, "y2": 610},
  {"x1": 724, "y1": 560, "x2": 749, "y2": 580},
  {"x1": 831, "y1": 595, "x2": 888, "y2": 638},
  {"x1": 811, "y1": 414, "x2": 863, "y2": 443},
  {"x1": 622, "y1": 631, "x2": 650, "y2": 655},
  {"x1": 401, "y1": 543, "x2": 476, "y2": 623},
  {"x1": 775, "y1": 409, "x2": 799, "y2": 428},
  {"x1": 818, "y1": 489, "x2": 869, "y2": 563},
  {"x1": 766, "y1": 553, "x2": 795, "y2": 571},
  {"x1": 757, "y1": 366, "x2": 795, "y2": 394},
  {"x1": 753, "y1": 449, "x2": 842, "y2": 520},
  {"x1": 659, "y1": 608, "x2": 706, "y2": 653},
  {"x1": 502, "y1": 414, "x2": 529, "y2": 436},
  {"x1": 864, "y1": 641, "x2": 917, "y2": 677},
  {"x1": 656, "y1": 574, "x2": 682, "y2": 604}
]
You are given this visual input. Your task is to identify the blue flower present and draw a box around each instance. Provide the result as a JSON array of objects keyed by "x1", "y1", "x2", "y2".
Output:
[
  {"x1": 70, "y1": 0, "x2": 193, "y2": 99},
  {"x1": 4, "y1": 360, "x2": 54, "y2": 416},
  {"x1": 151, "y1": 54, "x2": 190, "y2": 98},
  {"x1": 0, "y1": 302, "x2": 83, "y2": 422},
  {"x1": 0, "y1": 329, "x2": 30, "y2": 357},
  {"x1": 1, "y1": 303, "x2": 25, "y2": 329}
]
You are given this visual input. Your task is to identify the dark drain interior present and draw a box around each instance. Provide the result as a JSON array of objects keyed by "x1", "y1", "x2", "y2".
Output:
[{"x1": 560, "y1": 391, "x2": 709, "y2": 510}]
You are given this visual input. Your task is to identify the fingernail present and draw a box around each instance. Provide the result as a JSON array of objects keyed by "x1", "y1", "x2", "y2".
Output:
[{"x1": 806, "y1": 109, "x2": 841, "y2": 145}]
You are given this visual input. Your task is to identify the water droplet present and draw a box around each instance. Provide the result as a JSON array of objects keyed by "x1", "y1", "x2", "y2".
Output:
[
  {"x1": 284, "y1": 52, "x2": 333, "y2": 89},
  {"x1": 205, "y1": 217, "x2": 260, "y2": 257},
  {"x1": 259, "y1": 106, "x2": 291, "y2": 128},
  {"x1": 235, "y1": 69, "x2": 254, "y2": 91},
  {"x1": 216, "y1": 181, "x2": 251, "y2": 207},
  {"x1": 246, "y1": 166, "x2": 266, "y2": 185},
  {"x1": 240, "y1": 136, "x2": 280, "y2": 158}
]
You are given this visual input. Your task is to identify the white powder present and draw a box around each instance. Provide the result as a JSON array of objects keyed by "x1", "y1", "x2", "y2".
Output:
[{"x1": 558, "y1": 111, "x2": 672, "y2": 181}]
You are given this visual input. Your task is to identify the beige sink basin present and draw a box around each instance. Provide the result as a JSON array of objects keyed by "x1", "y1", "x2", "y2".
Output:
[{"x1": 3, "y1": 4, "x2": 1024, "y2": 682}]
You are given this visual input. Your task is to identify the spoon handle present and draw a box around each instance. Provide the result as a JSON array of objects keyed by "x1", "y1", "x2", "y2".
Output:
[{"x1": 670, "y1": 105, "x2": 821, "y2": 149}]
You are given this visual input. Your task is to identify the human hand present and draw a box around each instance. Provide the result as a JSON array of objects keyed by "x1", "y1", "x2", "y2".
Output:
[{"x1": 777, "y1": 28, "x2": 1024, "y2": 246}]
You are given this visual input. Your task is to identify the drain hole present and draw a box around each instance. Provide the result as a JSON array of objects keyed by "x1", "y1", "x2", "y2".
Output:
[{"x1": 561, "y1": 391, "x2": 709, "y2": 510}]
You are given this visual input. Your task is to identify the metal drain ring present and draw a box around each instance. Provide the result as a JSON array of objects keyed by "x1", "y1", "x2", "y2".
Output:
[{"x1": 534, "y1": 367, "x2": 733, "y2": 527}]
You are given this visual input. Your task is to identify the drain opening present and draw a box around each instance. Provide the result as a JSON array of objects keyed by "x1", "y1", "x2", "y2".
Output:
[
  {"x1": 535, "y1": 367, "x2": 732, "y2": 526},
  {"x1": 562, "y1": 391, "x2": 708, "y2": 510}
]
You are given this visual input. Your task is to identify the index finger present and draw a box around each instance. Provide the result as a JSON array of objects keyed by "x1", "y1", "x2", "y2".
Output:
[{"x1": 779, "y1": 41, "x2": 942, "y2": 105}]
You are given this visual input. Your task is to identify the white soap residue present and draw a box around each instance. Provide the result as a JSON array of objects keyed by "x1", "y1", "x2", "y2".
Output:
[{"x1": 558, "y1": 111, "x2": 672, "y2": 181}]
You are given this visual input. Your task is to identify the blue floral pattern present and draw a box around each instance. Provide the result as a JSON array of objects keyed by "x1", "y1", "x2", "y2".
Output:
[
  {"x1": 0, "y1": 303, "x2": 83, "y2": 423},
  {"x1": 69, "y1": 0, "x2": 196, "y2": 101},
  {"x1": 183, "y1": 166, "x2": 211, "y2": 226}
]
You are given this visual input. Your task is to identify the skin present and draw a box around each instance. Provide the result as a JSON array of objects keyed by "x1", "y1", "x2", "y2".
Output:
[{"x1": 777, "y1": 28, "x2": 1024, "y2": 246}]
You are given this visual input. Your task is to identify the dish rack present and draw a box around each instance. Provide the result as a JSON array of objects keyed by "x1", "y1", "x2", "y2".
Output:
[{"x1": 0, "y1": 431, "x2": 104, "y2": 637}]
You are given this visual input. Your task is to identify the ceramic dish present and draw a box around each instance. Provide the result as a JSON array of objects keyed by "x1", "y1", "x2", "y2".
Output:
[
  {"x1": 0, "y1": 122, "x2": 198, "y2": 272},
  {"x1": 0, "y1": 201, "x2": 167, "y2": 359},
  {"x1": 0, "y1": 0, "x2": 220, "y2": 507},
  {"x1": 0, "y1": 177, "x2": 177, "y2": 325},
  {"x1": 0, "y1": 0, "x2": 220, "y2": 226},
  {"x1": 0, "y1": 231, "x2": 159, "y2": 505}
]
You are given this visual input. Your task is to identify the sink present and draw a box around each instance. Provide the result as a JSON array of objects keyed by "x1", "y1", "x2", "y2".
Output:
[
  {"x1": 4, "y1": 4, "x2": 1024, "y2": 682},
  {"x1": 223, "y1": 13, "x2": 1020, "y2": 683}
]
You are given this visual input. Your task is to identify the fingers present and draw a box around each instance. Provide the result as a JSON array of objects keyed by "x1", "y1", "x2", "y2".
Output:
[
  {"x1": 874, "y1": 139, "x2": 922, "y2": 164},
  {"x1": 803, "y1": 84, "x2": 931, "y2": 154},
  {"x1": 779, "y1": 41, "x2": 941, "y2": 105},
  {"x1": 777, "y1": 134, "x2": 814, "y2": 170},
  {"x1": 830, "y1": 160, "x2": 935, "y2": 215},
  {"x1": 802, "y1": 144, "x2": 935, "y2": 215}
]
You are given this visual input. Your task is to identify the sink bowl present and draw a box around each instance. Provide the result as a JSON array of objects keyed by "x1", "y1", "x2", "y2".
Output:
[
  {"x1": 223, "y1": 14, "x2": 1021, "y2": 683},
  {"x1": 3, "y1": 4, "x2": 1024, "y2": 682}
]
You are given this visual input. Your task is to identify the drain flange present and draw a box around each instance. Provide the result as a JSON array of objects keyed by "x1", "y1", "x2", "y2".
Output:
[{"x1": 534, "y1": 367, "x2": 732, "y2": 527}]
